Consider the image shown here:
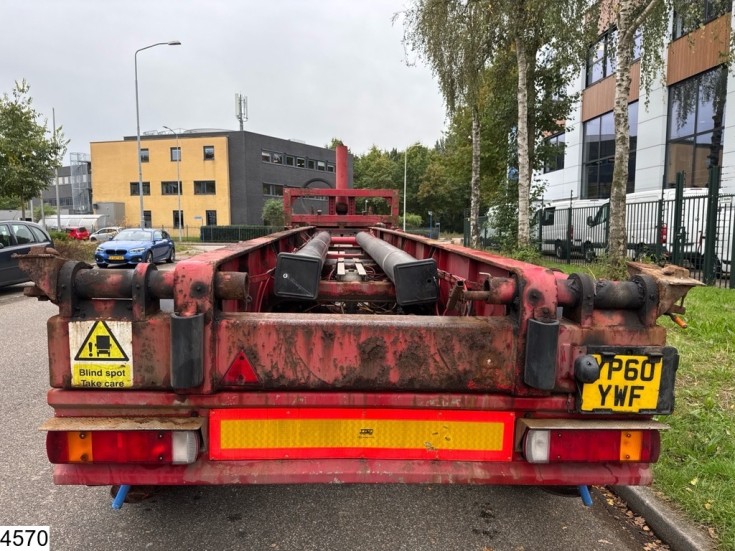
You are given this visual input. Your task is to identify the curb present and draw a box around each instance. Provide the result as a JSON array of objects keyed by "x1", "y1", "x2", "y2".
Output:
[{"x1": 611, "y1": 486, "x2": 715, "y2": 551}]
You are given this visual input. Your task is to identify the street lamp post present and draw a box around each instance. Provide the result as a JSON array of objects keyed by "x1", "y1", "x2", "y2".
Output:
[
  {"x1": 402, "y1": 143, "x2": 420, "y2": 231},
  {"x1": 135, "y1": 41, "x2": 181, "y2": 229},
  {"x1": 163, "y1": 126, "x2": 182, "y2": 242}
]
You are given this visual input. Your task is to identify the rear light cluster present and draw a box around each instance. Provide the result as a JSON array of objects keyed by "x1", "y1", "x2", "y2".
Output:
[
  {"x1": 47, "y1": 430, "x2": 199, "y2": 465},
  {"x1": 523, "y1": 429, "x2": 660, "y2": 463}
]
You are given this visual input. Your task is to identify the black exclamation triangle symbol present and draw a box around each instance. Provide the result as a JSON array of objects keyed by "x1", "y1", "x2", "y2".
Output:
[{"x1": 88, "y1": 342, "x2": 93, "y2": 357}]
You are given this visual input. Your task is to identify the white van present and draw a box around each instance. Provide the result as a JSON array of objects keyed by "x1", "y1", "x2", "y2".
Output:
[{"x1": 580, "y1": 189, "x2": 732, "y2": 272}]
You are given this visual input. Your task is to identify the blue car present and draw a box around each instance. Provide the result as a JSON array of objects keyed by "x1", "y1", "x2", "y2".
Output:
[{"x1": 95, "y1": 228, "x2": 175, "y2": 268}]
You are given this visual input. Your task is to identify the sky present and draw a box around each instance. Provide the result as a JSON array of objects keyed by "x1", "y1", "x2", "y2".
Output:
[{"x1": 0, "y1": 0, "x2": 448, "y2": 163}]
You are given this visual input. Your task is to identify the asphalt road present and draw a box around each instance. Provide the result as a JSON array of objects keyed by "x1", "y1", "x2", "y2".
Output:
[{"x1": 0, "y1": 283, "x2": 664, "y2": 551}]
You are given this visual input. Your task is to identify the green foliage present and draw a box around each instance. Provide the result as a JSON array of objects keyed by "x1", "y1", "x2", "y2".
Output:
[
  {"x1": 0, "y1": 196, "x2": 21, "y2": 209},
  {"x1": 654, "y1": 287, "x2": 735, "y2": 549},
  {"x1": 0, "y1": 80, "x2": 67, "y2": 207},
  {"x1": 53, "y1": 240, "x2": 96, "y2": 262},
  {"x1": 326, "y1": 137, "x2": 345, "y2": 150},
  {"x1": 262, "y1": 198, "x2": 284, "y2": 227},
  {"x1": 49, "y1": 230, "x2": 69, "y2": 242},
  {"x1": 33, "y1": 203, "x2": 56, "y2": 221},
  {"x1": 399, "y1": 213, "x2": 423, "y2": 228}
]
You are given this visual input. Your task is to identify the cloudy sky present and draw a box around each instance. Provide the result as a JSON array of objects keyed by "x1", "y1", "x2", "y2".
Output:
[{"x1": 0, "y1": 0, "x2": 447, "y2": 162}]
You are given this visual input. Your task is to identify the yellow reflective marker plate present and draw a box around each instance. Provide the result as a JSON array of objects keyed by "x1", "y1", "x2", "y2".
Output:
[{"x1": 209, "y1": 408, "x2": 515, "y2": 461}]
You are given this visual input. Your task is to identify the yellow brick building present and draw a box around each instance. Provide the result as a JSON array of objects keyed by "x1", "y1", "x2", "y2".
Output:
[
  {"x1": 90, "y1": 135, "x2": 231, "y2": 229},
  {"x1": 90, "y1": 130, "x2": 351, "y2": 230}
]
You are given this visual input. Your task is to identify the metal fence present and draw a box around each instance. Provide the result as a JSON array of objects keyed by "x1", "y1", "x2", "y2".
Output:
[
  {"x1": 148, "y1": 225, "x2": 279, "y2": 243},
  {"x1": 466, "y1": 173, "x2": 735, "y2": 289}
]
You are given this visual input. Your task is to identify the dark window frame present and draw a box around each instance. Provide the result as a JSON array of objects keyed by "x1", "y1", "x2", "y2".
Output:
[
  {"x1": 140, "y1": 148, "x2": 149, "y2": 163},
  {"x1": 582, "y1": 102, "x2": 638, "y2": 199},
  {"x1": 586, "y1": 28, "x2": 617, "y2": 87},
  {"x1": 170, "y1": 147, "x2": 181, "y2": 162},
  {"x1": 172, "y1": 210, "x2": 184, "y2": 229},
  {"x1": 194, "y1": 180, "x2": 216, "y2": 195},
  {"x1": 161, "y1": 181, "x2": 181, "y2": 196},
  {"x1": 262, "y1": 182, "x2": 284, "y2": 197},
  {"x1": 130, "y1": 182, "x2": 151, "y2": 196},
  {"x1": 205, "y1": 210, "x2": 217, "y2": 226},
  {"x1": 203, "y1": 145, "x2": 215, "y2": 160},
  {"x1": 673, "y1": 1, "x2": 731, "y2": 40},
  {"x1": 542, "y1": 133, "x2": 566, "y2": 173},
  {"x1": 665, "y1": 66, "x2": 727, "y2": 188}
]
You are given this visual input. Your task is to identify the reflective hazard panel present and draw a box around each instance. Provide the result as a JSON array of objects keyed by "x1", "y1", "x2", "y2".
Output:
[{"x1": 69, "y1": 320, "x2": 133, "y2": 388}]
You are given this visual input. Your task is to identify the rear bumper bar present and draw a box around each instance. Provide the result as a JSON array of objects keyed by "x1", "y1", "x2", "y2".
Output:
[{"x1": 52, "y1": 459, "x2": 653, "y2": 486}]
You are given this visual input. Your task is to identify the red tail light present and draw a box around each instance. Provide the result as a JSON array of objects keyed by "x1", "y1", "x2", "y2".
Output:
[
  {"x1": 659, "y1": 223, "x2": 668, "y2": 244},
  {"x1": 47, "y1": 430, "x2": 198, "y2": 464},
  {"x1": 523, "y1": 429, "x2": 660, "y2": 463}
]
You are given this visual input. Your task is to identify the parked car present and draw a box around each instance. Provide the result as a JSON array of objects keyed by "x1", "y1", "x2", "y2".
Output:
[
  {"x1": 89, "y1": 226, "x2": 123, "y2": 242},
  {"x1": 94, "y1": 228, "x2": 175, "y2": 268},
  {"x1": 0, "y1": 221, "x2": 54, "y2": 288},
  {"x1": 66, "y1": 226, "x2": 90, "y2": 240}
]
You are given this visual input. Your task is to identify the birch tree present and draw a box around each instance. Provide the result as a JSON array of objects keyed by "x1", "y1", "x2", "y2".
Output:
[
  {"x1": 494, "y1": 0, "x2": 595, "y2": 246},
  {"x1": 399, "y1": 1, "x2": 491, "y2": 247},
  {"x1": 603, "y1": 0, "x2": 728, "y2": 267}
]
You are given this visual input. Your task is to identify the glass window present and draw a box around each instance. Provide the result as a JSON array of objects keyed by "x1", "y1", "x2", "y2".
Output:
[
  {"x1": 170, "y1": 147, "x2": 181, "y2": 162},
  {"x1": 194, "y1": 180, "x2": 216, "y2": 195},
  {"x1": 665, "y1": 66, "x2": 727, "y2": 187},
  {"x1": 130, "y1": 182, "x2": 150, "y2": 196},
  {"x1": 206, "y1": 210, "x2": 217, "y2": 225},
  {"x1": 11, "y1": 223, "x2": 35, "y2": 244},
  {"x1": 263, "y1": 183, "x2": 284, "y2": 196},
  {"x1": 272, "y1": 153, "x2": 283, "y2": 164},
  {"x1": 327, "y1": 163, "x2": 335, "y2": 173},
  {"x1": 542, "y1": 133, "x2": 566, "y2": 173},
  {"x1": 582, "y1": 102, "x2": 638, "y2": 198},
  {"x1": 286, "y1": 155, "x2": 295, "y2": 166},
  {"x1": 30, "y1": 226, "x2": 49, "y2": 243},
  {"x1": 586, "y1": 29, "x2": 617, "y2": 87},
  {"x1": 0, "y1": 225, "x2": 11, "y2": 248},
  {"x1": 307, "y1": 159, "x2": 316, "y2": 170},
  {"x1": 140, "y1": 148, "x2": 149, "y2": 163},
  {"x1": 296, "y1": 157, "x2": 305, "y2": 168},
  {"x1": 143, "y1": 211, "x2": 152, "y2": 228},
  {"x1": 261, "y1": 151, "x2": 272, "y2": 163},
  {"x1": 317, "y1": 160, "x2": 326, "y2": 171},
  {"x1": 673, "y1": 1, "x2": 731, "y2": 40},
  {"x1": 161, "y1": 181, "x2": 180, "y2": 195},
  {"x1": 172, "y1": 211, "x2": 184, "y2": 229},
  {"x1": 203, "y1": 145, "x2": 215, "y2": 160}
]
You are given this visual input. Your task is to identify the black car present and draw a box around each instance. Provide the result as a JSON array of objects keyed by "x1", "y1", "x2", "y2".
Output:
[{"x1": 0, "y1": 221, "x2": 54, "y2": 288}]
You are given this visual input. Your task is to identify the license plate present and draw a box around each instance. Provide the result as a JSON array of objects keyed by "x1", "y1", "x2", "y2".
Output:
[
  {"x1": 108, "y1": 255, "x2": 124, "y2": 261},
  {"x1": 580, "y1": 352, "x2": 666, "y2": 413},
  {"x1": 209, "y1": 408, "x2": 515, "y2": 462}
]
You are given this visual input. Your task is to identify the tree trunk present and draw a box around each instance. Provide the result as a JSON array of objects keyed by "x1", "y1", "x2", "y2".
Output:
[
  {"x1": 516, "y1": 37, "x2": 531, "y2": 246},
  {"x1": 470, "y1": 105, "x2": 481, "y2": 248},
  {"x1": 608, "y1": 2, "x2": 635, "y2": 267}
]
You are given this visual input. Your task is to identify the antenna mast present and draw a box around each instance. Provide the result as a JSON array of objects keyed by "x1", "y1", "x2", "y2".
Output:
[{"x1": 235, "y1": 93, "x2": 248, "y2": 131}]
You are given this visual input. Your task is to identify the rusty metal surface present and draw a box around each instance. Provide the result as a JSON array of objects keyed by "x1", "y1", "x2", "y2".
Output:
[
  {"x1": 50, "y1": 459, "x2": 653, "y2": 486},
  {"x1": 39, "y1": 416, "x2": 203, "y2": 431},
  {"x1": 214, "y1": 313, "x2": 518, "y2": 392},
  {"x1": 46, "y1": 389, "x2": 572, "y2": 414},
  {"x1": 318, "y1": 280, "x2": 395, "y2": 301}
]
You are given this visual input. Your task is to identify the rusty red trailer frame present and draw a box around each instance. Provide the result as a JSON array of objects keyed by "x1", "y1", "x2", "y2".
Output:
[{"x1": 20, "y1": 146, "x2": 701, "y2": 488}]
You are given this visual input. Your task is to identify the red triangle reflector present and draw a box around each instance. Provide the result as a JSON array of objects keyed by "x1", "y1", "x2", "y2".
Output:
[{"x1": 223, "y1": 351, "x2": 259, "y2": 385}]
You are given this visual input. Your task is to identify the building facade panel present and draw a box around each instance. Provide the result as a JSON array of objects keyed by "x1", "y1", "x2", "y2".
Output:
[{"x1": 91, "y1": 131, "x2": 353, "y2": 228}]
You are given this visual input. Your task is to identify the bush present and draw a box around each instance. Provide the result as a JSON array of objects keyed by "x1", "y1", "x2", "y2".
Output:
[
  {"x1": 49, "y1": 230, "x2": 69, "y2": 242},
  {"x1": 53, "y1": 240, "x2": 96, "y2": 263}
]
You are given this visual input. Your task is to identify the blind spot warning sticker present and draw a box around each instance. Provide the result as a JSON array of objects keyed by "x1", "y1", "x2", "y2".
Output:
[{"x1": 69, "y1": 320, "x2": 133, "y2": 388}]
